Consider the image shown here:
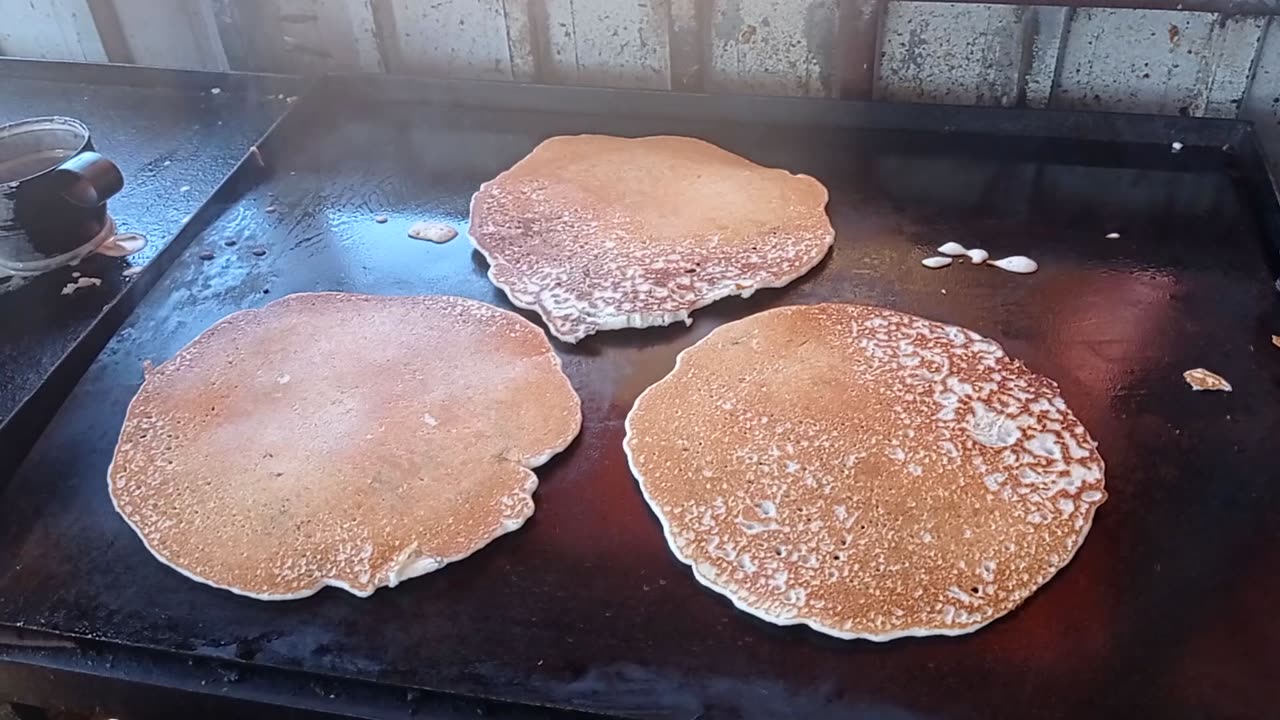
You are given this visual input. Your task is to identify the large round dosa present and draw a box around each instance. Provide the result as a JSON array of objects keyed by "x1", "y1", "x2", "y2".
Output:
[
  {"x1": 469, "y1": 135, "x2": 835, "y2": 343},
  {"x1": 624, "y1": 304, "x2": 1106, "y2": 640},
  {"x1": 109, "y1": 293, "x2": 581, "y2": 600}
]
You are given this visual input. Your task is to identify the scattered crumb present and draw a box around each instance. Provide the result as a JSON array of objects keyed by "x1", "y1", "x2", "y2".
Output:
[
  {"x1": 940, "y1": 289, "x2": 947, "y2": 295},
  {"x1": 252, "y1": 248, "x2": 268, "y2": 257},
  {"x1": 1171, "y1": 141, "x2": 1184, "y2": 153},
  {"x1": 210, "y1": 87, "x2": 222, "y2": 95},
  {"x1": 72, "y1": 271, "x2": 81, "y2": 278},
  {"x1": 123, "y1": 265, "x2": 144, "y2": 277},
  {"x1": 1183, "y1": 368, "x2": 1231, "y2": 392},
  {"x1": 265, "y1": 205, "x2": 278, "y2": 214},
  {"x1": 224, "y1": 239, "x2": 237, "y2": 247},
  {"x1": 198, "y1": 250, "x2": 215, "y2": 261},
  {"x1": 249, "y1": 146, "x2": 264, "y2": 167},
  {"x1": 60, "y1": 276, "x2": 102, "y2": 295},
  {"x1": 374, "y1": 215, "x2": 389, "y2": 224},
  {"x1": 1105, "y1": 232, "x2": 1121, "y2": 240},
  {"x1": 179, "y1": 185, "x2": 191, "y2": 192},
  {"x1": 1271, "y1": 334, "x2": 1280, "y2": 349},
  {"x1": 286, "y1": 96, "x2": 299, "y2": 104},
  {"x1": 408, "y1": 221, "x2": 458, "y2": 243}
]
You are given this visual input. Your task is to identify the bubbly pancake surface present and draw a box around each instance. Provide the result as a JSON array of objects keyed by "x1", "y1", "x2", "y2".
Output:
[
  {"x1": 109, "y1": 292, "x2": 581, "y2": 600},
  {"x1": 469, "y1": 135, "x2": 835, "y2": 343},
  {"x1": 624, "y1": 303, "x2": 1106, "y2": 640}
]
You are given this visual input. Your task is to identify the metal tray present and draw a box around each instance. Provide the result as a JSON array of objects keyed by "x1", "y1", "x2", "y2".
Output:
[
  {"x1": 2, "y1": 73, "x2": 1279, "y2": 719},
  {"x1": 0, "y1": 59, "x2": 301, "y2": 477}
]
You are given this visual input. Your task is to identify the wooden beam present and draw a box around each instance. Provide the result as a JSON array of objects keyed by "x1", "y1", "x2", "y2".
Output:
[
  {"x1": 526, "y1": 0, "x2": 556, "y2": 83},
  {"x1": 208, "y1": 0, "x2": 254, "y2": 71},
  {"x1": 501, "y1": 0, "x2": 537, "y2": 82},
  {"x1": 669, "y1": 0, "x2": 707, "y2": 92},
  {"x1": 836, "y1": 0, "x2": 887, "y2": 99},
  {"x1": 87, "y1": 0, "x2": 133, "y2": 63},
  {"x1": 0, "y1": 0, "x2": 107, "y2": 62},
  {"x1": 1017, "y1": 6, "x2": 1072, "y2": 108},
  {"x1": 108, "y1": 0, "x2": 230, "y2": 70},
  {"x1": 369, "y1": 0, "x2": 402, "y2": 73}
]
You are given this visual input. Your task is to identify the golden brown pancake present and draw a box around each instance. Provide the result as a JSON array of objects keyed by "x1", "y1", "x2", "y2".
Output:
[
  {"x1": 109, "y1": 293, "x2": 581, "y2": 600},
  {"x1": 469, "y1": 135, "x2": 834, "y2": 343},
  {"x1": 625, "y1": 304, "x2": 1106, "y2": 640}
]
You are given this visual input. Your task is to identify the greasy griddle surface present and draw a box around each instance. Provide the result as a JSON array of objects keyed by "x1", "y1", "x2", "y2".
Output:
[{"x1": 0, "y1": 96, "x2": 1277, "y2": 720}]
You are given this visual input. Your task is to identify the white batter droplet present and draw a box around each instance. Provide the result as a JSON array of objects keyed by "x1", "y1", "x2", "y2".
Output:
[
  {"x1": 965, "y1": 248, "x2": 989, "y2": 265},
  {"x1": 937, "y1": 242, "x2": 968, "y2": 256},
  {"x1": 990, "y1": 256, "x2": 1038, "y2": 274},
  {"x1": 921, "y1": 257, "x2": 953, "y2": 269}
]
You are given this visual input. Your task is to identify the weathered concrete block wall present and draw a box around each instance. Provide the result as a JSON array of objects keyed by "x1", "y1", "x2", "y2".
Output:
[{"x1": 2, "y1": 0, "x2": 1278, "y2": 132}]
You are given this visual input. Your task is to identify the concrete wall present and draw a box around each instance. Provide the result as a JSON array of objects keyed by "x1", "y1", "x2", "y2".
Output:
[{"x1": 3, "y1": 0, "x2": 1280, "y2": 129}]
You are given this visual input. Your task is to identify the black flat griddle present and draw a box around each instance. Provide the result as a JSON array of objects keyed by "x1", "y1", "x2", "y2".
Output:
[
  {"x1": 2, "y1": 73, "x2": 1279, "y2": 720},
  {"x1": 0, "y1": 60, "x2": 300, "y2": 477}
]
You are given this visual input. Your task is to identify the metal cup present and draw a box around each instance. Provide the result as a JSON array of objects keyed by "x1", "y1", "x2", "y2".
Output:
[{"x1": 0, "y1": 117, "x2": 124, "y2": 275}]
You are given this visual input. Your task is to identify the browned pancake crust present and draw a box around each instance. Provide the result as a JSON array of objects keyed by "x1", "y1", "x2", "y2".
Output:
[
  {"x1": 109, "y1": 293, "x2": 581, "y2": 599},
  {"x1": 469, "y1": 135, "x2": 834, "y2": 343},
  {"x1": 625, "y1": 304, "x2": 1106, "y2": 639}
]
